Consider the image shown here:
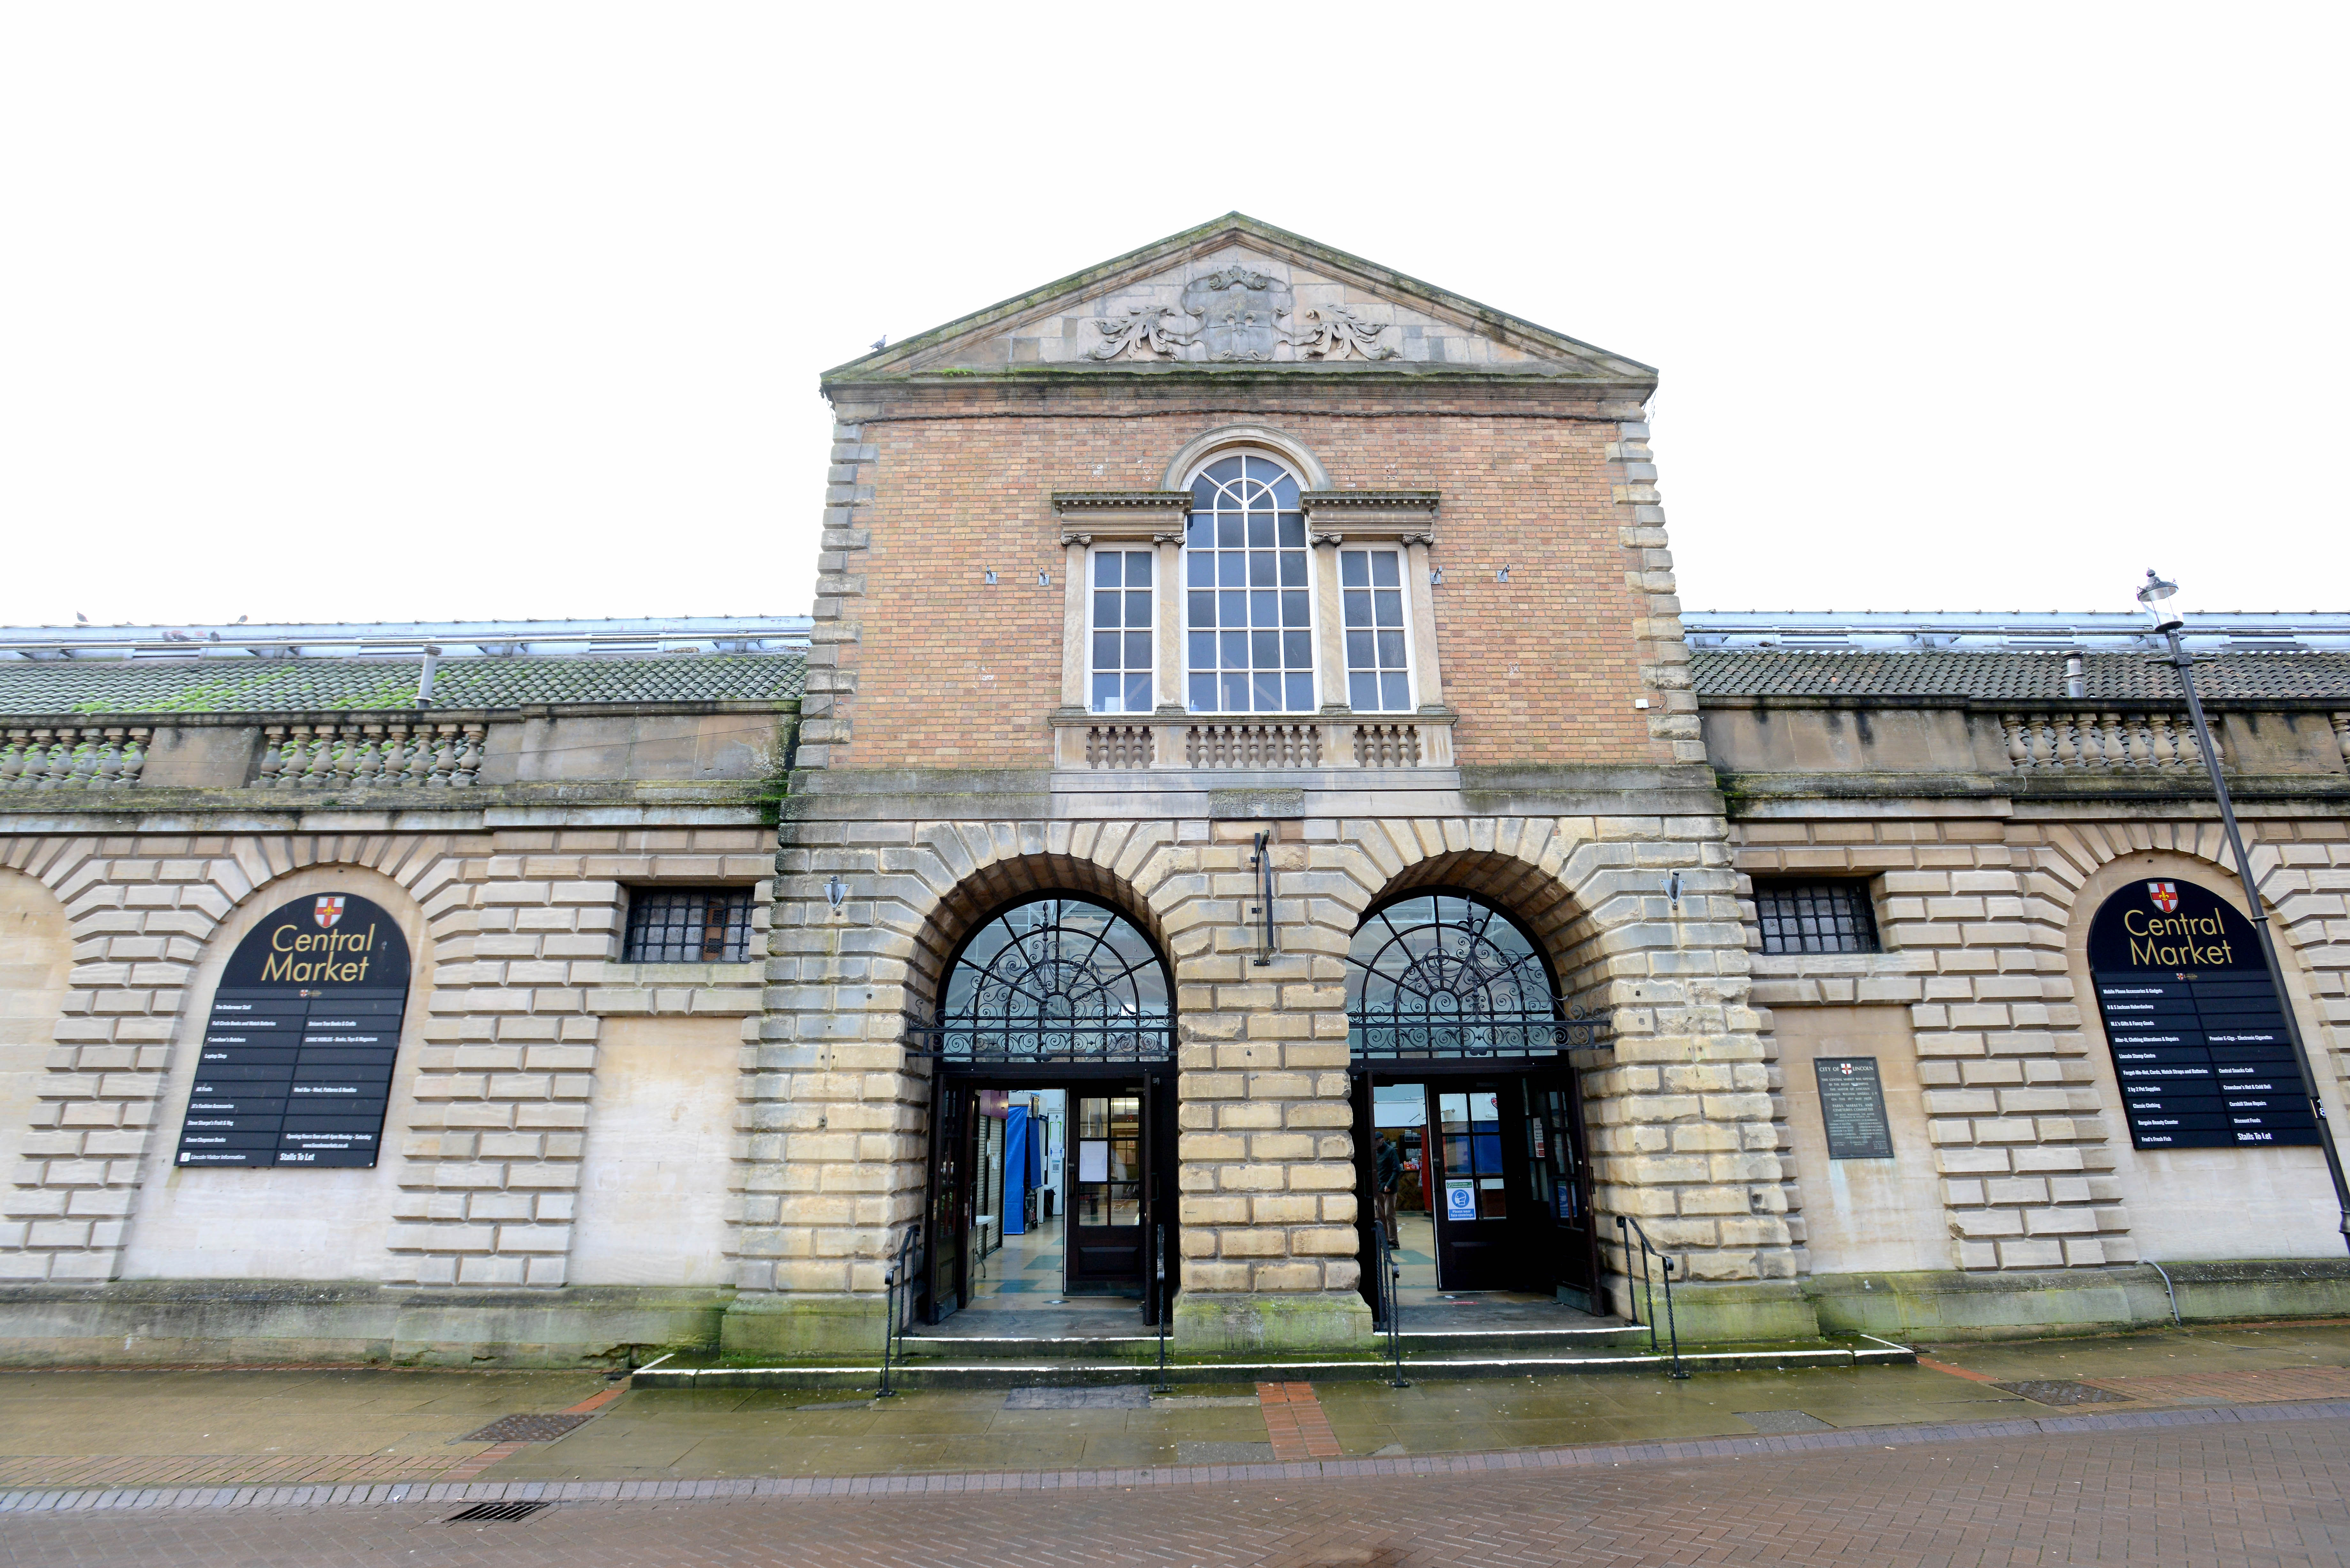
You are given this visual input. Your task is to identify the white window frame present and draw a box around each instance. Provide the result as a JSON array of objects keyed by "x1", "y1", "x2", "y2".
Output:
[
  {"x1": 1179, "y1": 449, "x2": 1319, "y2": 716},
  {"x1": 1085, "y1": 544, "x2": 1158, "y2": 715},
  {"x1": 1336, "y1": 545, "x2": 1417, "y2": 713}
]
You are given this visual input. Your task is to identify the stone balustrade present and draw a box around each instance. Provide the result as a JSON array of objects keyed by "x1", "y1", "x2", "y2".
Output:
[
  {"x1": 254, "y1": 719, "x2": 487, "y2": 788},
  {"x1": 0, "y1": 725, "x2": 152, "y2": 788},
  {"x1": 1056, "y1": 710, "x2": 1455, "y2": 772},
  {"x1": 2000, "y1": 709, "x2": 2221, "y2": 771}
]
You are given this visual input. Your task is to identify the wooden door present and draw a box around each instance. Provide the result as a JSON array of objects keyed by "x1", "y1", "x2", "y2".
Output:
[{"x1": 1067, "y1": 1087, "x2": 1145, "y2": 1293}]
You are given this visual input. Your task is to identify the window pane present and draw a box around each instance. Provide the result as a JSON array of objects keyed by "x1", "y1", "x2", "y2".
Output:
[
  {"x1": 1126, "y1": 551, "x2": 1151, "y2": 586},
  {"x1": 1095, "y1": 553, "x2": 1122, "y2": 587},
  {"x1": 1219, "y1": 589, "x2": 1246, "y2": 625},
  {"x1": 1248, "y1": 552, "x2": 1275, "y2": 586},
  {"x1": 1277, "y1": 512, "x2": 1304, "y2": 548},
  {"x1": 1246, "y1": 512, "x2": 1273, "y2": 548},
  {"x1": 1123, "y1": 631, "x2": 1151, "y2": 667},
  {"x1": 1124, "y1": 674, "x2": 1151, "y2": 711},
  {"x1": 1376, "y1": 630, "x2": 1406, "y2": 667},
  {"x1": 1350, "y1": 672, "x2": 1378, "y2": 709},
  {"x1": 1281, "y1": 590, "x2": 1309, "y2": 626},
  {"x1": 1190, "y1": 674, "x2": 1216, "y2": 710},
  {"x1": 1341, "y1": 552, "x2": 1368, "y2": 587},
  {"x1": 1093, "y1": 631, "x2": 1119, "y2": 668},
  {"x1": 1346, "y1": 629, "x2": 1373, "y2": 666},
  {"x1": 1217, "y1": 514, "x2": 1242, "y2": 547},
  {"x1": 1126, "y1": 590, "x2": 1151, "y2": 625},
  {"x1": 1285, "y1": 673, "x2": 1313, "y2": 711},
  {"x1": 1251, "y1": 590, "x2": 1278, "y2": 626},
  {"x1": 1221, "y1": 672, "x2": 1248, "y2": 710},
  {"x1": 1381, "y1": 673, "x2": 1410, "y2": 710},
  {"x1": 1375, "y1": 590, "x2": 1403, "y2": 626},
  {"x1": 1252, "y1": 672, "x2": 1280, "y2": 709},
  {"x1": 1189, "y1": 631, "x2": 1215, "y2": 668},
  {"x1": 1094, "y1": 591, "x2": 1120, "y2": 628},
  {"x1": 1278, "y1": 552, "x2": 1306, "y2": 587},
  {"x1": 1218, "y1": 553, "x2": 1245, "y2": 586},
  {"x1": 1370, "y1": 551, "x2": 1400, "y2": 588},
  {"x1": 1344, "y1": 588, "x2": 1372, "y2": 626},
  {"x1": 1283, "y1": 630, "x2": 1312, "y2": 667},
  {"x1": 1221, "y1": 631, "x2": 1247, "y2": 669},
  {"x1": 1186, "y1": 515, "x2": 1212, "y2": 548},
  {"x1": 1251, "y1": 630, "x2": 1278, "y2": 668},
  {"x1": 624, "y1": 887, "x2": 755, "y2": 963},
  {"x1": 1189, "y1": 590, "x2": 1216, "y2": 626},
  {"x1": 1091, "y1": 674, "x2": 1120, "y2": 712},
  {"x1": 1187, "y1": 548, "x2": 1213, "y2": 584},
  {"x1": 1272, "y1": 474, "x2": 1300, "y2": 508}
]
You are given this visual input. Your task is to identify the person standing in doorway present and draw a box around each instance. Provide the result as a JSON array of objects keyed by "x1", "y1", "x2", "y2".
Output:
[{"x1": 1375, "y1": 1134, "x2": 1402, "y2": 1248}]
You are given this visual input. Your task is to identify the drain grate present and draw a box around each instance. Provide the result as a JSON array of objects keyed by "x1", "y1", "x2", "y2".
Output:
[
  {"x1": 448, "y1": 1501, "x2": 554, "y2": 1523},
  {"x1": 457, "y1": 1412, "x2": 597, "y2": 1444},
  {"x1": 1994, "y1": 1379, "x2": 2135, "y2": 1406}
]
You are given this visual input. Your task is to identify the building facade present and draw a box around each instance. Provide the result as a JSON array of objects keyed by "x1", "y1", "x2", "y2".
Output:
[{"x1": 2, "y1": 217, "x2": 2346, "y2": 1366}]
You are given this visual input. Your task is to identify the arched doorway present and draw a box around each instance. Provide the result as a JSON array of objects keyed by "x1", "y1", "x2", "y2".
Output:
[
  {"x1": 1346, "y1": 891, "x2": 1608, "y2": 1315},
  {"x1": 919, "y1": 895, "x2": 1176, "y2": 1326}
]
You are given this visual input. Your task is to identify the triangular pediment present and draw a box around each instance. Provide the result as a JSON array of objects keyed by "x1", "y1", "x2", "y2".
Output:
[{"x1": 827, "y1": 214, "x2": 1654, "y2": 386}]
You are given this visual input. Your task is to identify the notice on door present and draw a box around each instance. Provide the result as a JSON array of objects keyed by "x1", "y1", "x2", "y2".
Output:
[
  {"x1": 1814, "y1": 1057, "x2": 1895, "y2": 1160},
  {"x1": 1077, "y1": 1140, "x2": 1109, "y2": 1182},
  {"x1": 173, "y1": 893, "x2": 412, "y2": 1169},
  {"x1": 1444, "y1": 1178, "x2": 1477, "y2": 1221}
]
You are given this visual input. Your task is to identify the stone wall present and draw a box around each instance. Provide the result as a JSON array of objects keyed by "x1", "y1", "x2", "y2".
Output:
[{"x1": 1736, "y1": 806, "x2": 2350, "y2": 1277}]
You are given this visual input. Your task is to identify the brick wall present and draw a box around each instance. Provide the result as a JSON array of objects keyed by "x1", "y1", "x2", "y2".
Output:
[{"x1": 801, "y1": 388, "x2": 1686, "y2": 773}]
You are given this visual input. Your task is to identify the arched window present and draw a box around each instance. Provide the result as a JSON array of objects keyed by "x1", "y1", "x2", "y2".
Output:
[
  {"x1": 1184, "y1": 452, "x2": 1314, "y2": 713},
  {"x1": 933, "y1": 896, "x2": 1172, "y2": 1064},
  {"x1": 1345, "y1": 892, "x2": 1606, "y2": 1060}
]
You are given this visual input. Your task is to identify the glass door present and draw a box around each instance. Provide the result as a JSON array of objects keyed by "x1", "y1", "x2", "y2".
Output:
[
  {"x1": 924, "y1": 1078, "x2": 971, "y2": 1322},
  {"x1": 1068, "y1": 1088, "x2": 1145, "y2": 1293},
  {"x1": 1525, "y1": 1069, "x2": 1598, "y2": 1309},
  {"x1": 1429, "y1": 1083, "x2": 1512, "y2": 1289}
]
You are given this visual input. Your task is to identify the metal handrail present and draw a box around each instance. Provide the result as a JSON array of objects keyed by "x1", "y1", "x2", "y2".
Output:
[
  {"x1": 1151, "y1": 1222, "x2": 1172, "y2": 1394},
  {"x1": 1374, "y1": 1220, "x2": 1409, "y2": 1387},
  {"x1": 1613, "y1": 1215, "x2": 1687, "y2": 1379},
  {"x1": 876, "y1": 1222, "x2": 920, "y2": 1398}
]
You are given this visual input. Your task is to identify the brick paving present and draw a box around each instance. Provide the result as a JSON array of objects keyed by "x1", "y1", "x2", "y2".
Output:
[
  {"x1": 2088, "y1": 1367, "x2": 2350, "y2": 1404},
  {"x1": 4, "y1": 1407, "x2": 2348, "y2": 1565},
  {"x1": 1258, "y1": 1382, "x2": 1344, "y2": 1461}
]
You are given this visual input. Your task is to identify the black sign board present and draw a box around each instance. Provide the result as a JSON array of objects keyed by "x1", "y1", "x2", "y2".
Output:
[
  {"x1": 173, "y1": 893, "x2": 411, "y2": 1169},
  {"x1": 1815, "y1": 1057, "x2": 1895, "y2": 1159},
  {"x1": 2088, "y1": 877, "x2": 2315, "y2": 1151}
]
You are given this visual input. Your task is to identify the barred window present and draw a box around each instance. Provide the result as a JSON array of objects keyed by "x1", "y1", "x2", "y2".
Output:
[
  {"x1": 1754, "y1": 879, "x2": 1881, "y2": 955},
  {"x1": 624, "y1": 887, "x2": 755, "y2": 963}
]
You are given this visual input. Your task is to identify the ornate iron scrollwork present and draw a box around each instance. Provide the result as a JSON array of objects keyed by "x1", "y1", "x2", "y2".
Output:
[
  {"x1": 921, "y1": 896, "x2": 1173, "y2": 1064},
  {"x1": 1345, "y1": 891, "x2": 1610, "y2": 1061}
]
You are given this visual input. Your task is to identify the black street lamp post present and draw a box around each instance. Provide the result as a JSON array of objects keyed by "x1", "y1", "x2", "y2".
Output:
[{"x1": 2138, "y1": 570, "x2": 2350, "y2": 1249}]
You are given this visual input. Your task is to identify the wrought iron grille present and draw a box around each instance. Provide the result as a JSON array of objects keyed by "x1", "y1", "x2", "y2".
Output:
[
  {"x1": 1753, "y1": 878, "x2": 1881, "y2": 955},
  {"x1": 623, "y1": 886, "x2": 754, "y2": 963},
  {"x1": 1346, "y1": 892, "x2": 1609, "y2": 1060},
  {"x1": 923, "y1": 896, "x2": 1173, "y2": 1065}
]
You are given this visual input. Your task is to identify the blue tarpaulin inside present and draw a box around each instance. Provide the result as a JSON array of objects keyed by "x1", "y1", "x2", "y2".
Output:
[{"x1": 1003, "y1": 1106, "x2": 1031, "y2": 1235}]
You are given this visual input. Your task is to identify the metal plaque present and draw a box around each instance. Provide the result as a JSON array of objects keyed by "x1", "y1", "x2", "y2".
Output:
[
  {"x1": 1815, "y1": 1057, "x2": 1895, "y2": 1159},
  {"x1": 172, "y1": 893, "x2": 412, "y2": 1169},
  {"x1": 2087, "y1": 877, "x2": 2316, "y2": 1150}
]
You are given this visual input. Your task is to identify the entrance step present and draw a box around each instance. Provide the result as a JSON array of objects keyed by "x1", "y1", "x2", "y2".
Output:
[
  {"x1": 633, "y1": 1338, "x2": 1912, "y2": 1392},
  {"x1": 895, "y1": 1322, "x2": 1652, "y2": 1363}
]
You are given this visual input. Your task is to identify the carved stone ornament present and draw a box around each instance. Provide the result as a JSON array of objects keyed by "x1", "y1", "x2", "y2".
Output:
[
  {"x1": 1089, "y1": 305, "x2": 1200, "y2": 361},
  {"x1": 1182, "y1": 267, "x2": 1293, "y2": 362},
  {"x1": 1285, "y1": 303, "x2": 1399, "y2": 360}
]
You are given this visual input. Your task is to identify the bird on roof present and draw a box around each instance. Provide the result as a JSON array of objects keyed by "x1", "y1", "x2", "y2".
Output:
[
  {"x1": 871, "y1": 335, "x2": 887, "y2": 352},
  {"x1": 74, "y1": 612, "x2": 87, "y2": 624}
]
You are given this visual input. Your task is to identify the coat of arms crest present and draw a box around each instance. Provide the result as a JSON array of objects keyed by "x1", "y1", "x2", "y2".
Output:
[
  {"x1": 314, "y1": 895, "x2": 346, "y2": 929},
  {"x1": 1182, "y1": 267, "x2": 1292, "y2": 362},
  {"x1": 2146, "y1": 881, "x2": 2179, "y2": 913}
]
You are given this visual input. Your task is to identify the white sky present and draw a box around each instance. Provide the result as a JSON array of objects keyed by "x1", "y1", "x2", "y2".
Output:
[{"x1": 3, "y1": 4, "x2": 2341, "y2": 629}]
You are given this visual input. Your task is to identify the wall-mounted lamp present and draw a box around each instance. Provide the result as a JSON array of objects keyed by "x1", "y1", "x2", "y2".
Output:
[
  {"x1": 1038, "y1": 569, "x2": 1050, "y2": 587},
  {"x1": 983, "y1": 570, "x2": 998, "y2": 585},
  {"x1": 1667, "y1": 871, "x2": 1683, "y2": 911},
  {"x1": 1429, "y1": 567, "x2": 1444, "y2": 587},
  {"x1": 824, "y1": 875, "x2": 847, "y2": 909},
  {"x1": 1497, "y1": 567, "x2": 1511, "y2": 584}
]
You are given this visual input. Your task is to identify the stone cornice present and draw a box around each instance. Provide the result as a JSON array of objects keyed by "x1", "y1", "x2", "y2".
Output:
[
  {"x1": 1301, "y1": 489, "x2": 1440, "y2": 544},
  {"x1": 1051, "y1": 491, "x2": 1191, "y2": 543}
]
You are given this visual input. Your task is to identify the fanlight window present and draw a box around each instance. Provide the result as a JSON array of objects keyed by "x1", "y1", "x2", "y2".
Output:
[
  {"x1": 932, "y1": 896, "x2": 1172, "y2": 1064},
  {"x1": 1185, "y1": 453, "x2": 1314, "y2": 713},
  {"x1": 1346, "y1": 892, "x2": 1607, "y2": 1060}
]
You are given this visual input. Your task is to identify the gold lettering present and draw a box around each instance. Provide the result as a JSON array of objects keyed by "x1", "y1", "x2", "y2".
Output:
[
  {"x1": 271, "y1": 924, "x2": 298, "y2": 953},
  {"x1": 261, "y1": 952, "x2": 292, "y2": 982},
  {"x1": 2125, "y1": 910, "x2": 2148, "y2": 937}
]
